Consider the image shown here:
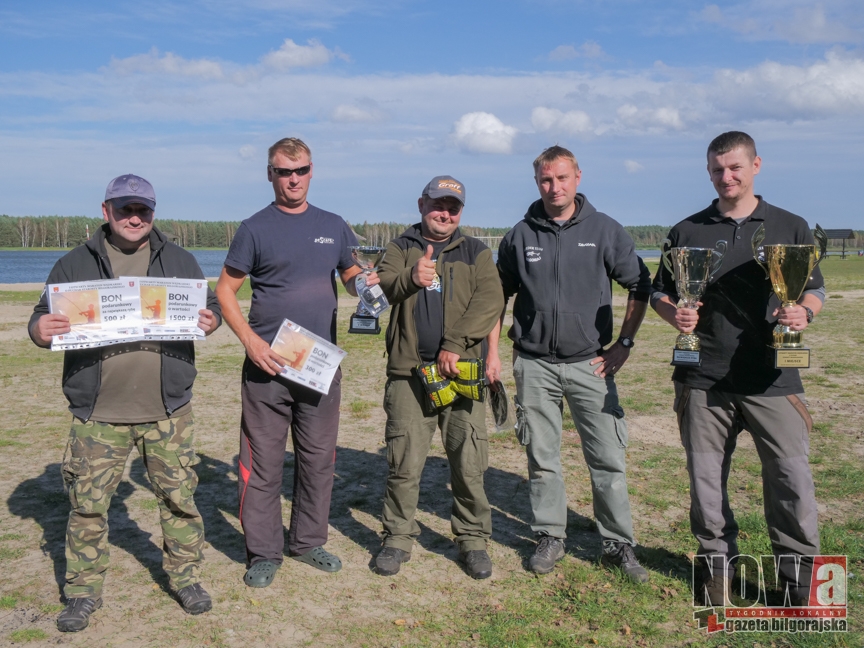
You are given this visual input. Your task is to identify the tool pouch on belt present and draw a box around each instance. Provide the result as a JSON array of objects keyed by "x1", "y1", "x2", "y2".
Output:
[{"x1": 414, "y1": 362, "x2": 458, "y2": 410}]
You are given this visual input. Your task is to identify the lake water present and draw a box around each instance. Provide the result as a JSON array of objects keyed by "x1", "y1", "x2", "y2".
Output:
[
  {"x1": 0, "y1": 248, "x2": 661, "y2": 284},
  {"x1": 0, "y1": 250, "x2": 229, "y2": 284}
]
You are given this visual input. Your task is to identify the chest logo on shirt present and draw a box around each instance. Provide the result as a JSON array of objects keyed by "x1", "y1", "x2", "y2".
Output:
[
  {"x1": 428, "y1": 265, "x2": 441, "y2": 292},
  {"x1": 314, "y1": 237, "x2": 335, "y2": 244},
  {"x1": 525, "y1": 246, "x2": 543, "y2": 263},
  {"x1": 578, "y1": 242, "x2": 596, "y2": 247}
]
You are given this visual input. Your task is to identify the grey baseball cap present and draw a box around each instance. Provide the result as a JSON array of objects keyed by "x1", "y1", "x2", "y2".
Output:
[
  {"x1": 104, "y1": 174, "x2": 156, "y2": 210},
  {"x1": 422, "y1": 175, "x2": 465, "y2": 205}
]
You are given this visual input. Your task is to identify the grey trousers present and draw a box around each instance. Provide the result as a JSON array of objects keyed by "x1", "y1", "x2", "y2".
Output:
[
  {"x1": 239, "y1": 359, "x2": 342, "y2": 565},
  {"x1": 675, "y1": 383, "x2": 820, "y2": 588},
  {"x1": 513, "y1": 354, "x2": 636, "y2": 545},
  {"x1": 381, "y1": 377, "x2": 491, "y2": 552}
]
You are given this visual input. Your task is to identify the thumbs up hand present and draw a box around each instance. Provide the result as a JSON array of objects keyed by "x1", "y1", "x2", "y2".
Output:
[{"x1": 412, "y1": 245, "x2": 437, "y2": 288}]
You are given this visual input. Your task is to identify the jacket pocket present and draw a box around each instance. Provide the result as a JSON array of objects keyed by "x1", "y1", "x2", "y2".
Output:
[
  {"x1": 516, "y1": 309, "x2": 554, "y2": 354},
  {"x1": 555, "y1": 311, "x2": 594, "y2": 357}
]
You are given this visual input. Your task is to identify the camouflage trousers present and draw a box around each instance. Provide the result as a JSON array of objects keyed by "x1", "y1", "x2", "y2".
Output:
[{"x1": 60, "y1": 412, "x2": 205, "y2": 598}]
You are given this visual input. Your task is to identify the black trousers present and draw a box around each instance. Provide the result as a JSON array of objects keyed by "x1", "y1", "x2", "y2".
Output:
[{"x1": 238, "y1": 358, "x2": 341, "y2": 565}]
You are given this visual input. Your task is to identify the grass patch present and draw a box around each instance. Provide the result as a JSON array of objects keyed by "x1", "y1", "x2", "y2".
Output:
[
  {"x1": 0, "y1": 596, "x2": 16, "y2": 609},
  {"x1": 0, "y1": 548, "x2": 25, "y2": 561},
  {"x1": 9, "y1": 629, "x2": 48, "y2": 643},
  {"x1": 348, "y1": 399, "x2": 374, "y2": 418},
  {"x1": 0, "y1": 290, "x2": 43, "y2": 303}
]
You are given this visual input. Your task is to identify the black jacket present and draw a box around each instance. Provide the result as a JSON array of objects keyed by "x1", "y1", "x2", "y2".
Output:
[
  {"x1": 498, "y1": 195, "x2": 651, "y2": 363},
  {"x1": 28, "y1": 224, "x2": 222, "y2": 420}
]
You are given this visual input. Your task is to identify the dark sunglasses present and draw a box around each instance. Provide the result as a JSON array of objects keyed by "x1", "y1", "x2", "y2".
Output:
[
  {"x1": 269, "y1": 164, "x2": 311, "y2": 178},
  {"x1": 113, "y1": 203, "x2": 153, "y2": 217}
]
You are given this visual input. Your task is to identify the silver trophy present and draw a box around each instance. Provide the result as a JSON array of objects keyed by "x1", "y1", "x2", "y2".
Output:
[
  {"x1": 661, "y1": 240, "x2": 727, "y2": 366},
  {"x1": 348, "y1": 246, "x2": 389, "y2": 335}
]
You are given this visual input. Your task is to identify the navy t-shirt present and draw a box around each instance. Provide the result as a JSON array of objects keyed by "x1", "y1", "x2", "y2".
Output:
[{"x1": 225, "y1": 203, "x2": 357, "y2": 344}]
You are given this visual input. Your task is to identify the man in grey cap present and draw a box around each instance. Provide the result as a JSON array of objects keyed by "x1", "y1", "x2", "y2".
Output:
[
  {"x1": 29, "y1": 174, "x2": 221, "y2": 631},
  {"x1": 373, "y1": 176, "x2": 504, "y2": 579}
]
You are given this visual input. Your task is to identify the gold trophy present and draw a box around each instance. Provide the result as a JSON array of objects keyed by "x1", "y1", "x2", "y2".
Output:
[
  {"x1": 752, "y1": 224, "x2": 827, "y2": 368},
  {"x1": 348, "y1": 246, "x2": 389, "y2": 335},
  {"x1": 661, "y1": 240, "x2": 727, "y2": 366}
]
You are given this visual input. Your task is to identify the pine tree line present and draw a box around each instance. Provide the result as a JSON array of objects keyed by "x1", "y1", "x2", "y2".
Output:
[{"x1": 2, "y1": 215, "x2": 862, "y2": 250}]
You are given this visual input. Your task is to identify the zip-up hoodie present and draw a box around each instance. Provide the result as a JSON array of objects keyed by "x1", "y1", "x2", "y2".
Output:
[
  {"x1": 28, "y1": 223, "x2": 222, "y2": 421},
  {"x1": 498, "y1": 195, "x2": 651, "y2": 363},
  {"x1": 379, "y1": 225, "x2": 504, "y2": 377}
]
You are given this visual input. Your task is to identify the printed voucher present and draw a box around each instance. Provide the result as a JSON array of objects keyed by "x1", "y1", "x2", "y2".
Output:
[
  {"x1": 47, "y1": 277, "x2": 207, "y2": 350},
  {"x1": 270, "y1": 318, "x2": 346, "y2": 395}
]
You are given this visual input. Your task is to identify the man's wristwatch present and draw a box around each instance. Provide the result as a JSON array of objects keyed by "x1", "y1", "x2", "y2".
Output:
[
  {"x1": 618, "y1": 336, "x2": 635, "y2": 349},
  {"x1": 802, "y1": 305, "x2": 814, "y2": 324}
]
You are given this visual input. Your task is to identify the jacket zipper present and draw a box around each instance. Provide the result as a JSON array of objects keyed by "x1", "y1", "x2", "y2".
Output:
[
  {"x1": 551, "y1": 228, "x2": 561, "y2": 358},
  {"x1": 448, "y1": 267, "x2": 454, "y2": 302}
]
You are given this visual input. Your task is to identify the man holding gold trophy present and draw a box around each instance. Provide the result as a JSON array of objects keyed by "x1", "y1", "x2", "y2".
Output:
[
  {"x1": 373, "y1": 176, "x2": 504, "y2": 579},
  {"x1": 651, "y1": 131, "x2": 826, "y2": 607}
]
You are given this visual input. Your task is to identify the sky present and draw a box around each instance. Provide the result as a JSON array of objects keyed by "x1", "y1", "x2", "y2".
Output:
[{"x1": 1, "y1": 0, "x2": 862, "y2": 230}]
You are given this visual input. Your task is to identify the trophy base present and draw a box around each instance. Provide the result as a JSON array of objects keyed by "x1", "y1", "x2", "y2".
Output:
[
  {"x1": 671, "y1": 349, "x2": 702, "y2": 367},
  {"x1": 349, "y1": 313, "x2": 380, "y2": 335},
  {"x1": 769, "y1": 346, "x2": 811, "y2": 369}
]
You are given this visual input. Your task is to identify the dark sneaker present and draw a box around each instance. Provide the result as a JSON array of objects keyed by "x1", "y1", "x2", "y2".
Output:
[
  {"x1": 373, "y1": 547, "x2": 411, "y2": 576},
  {"x1": 695, "y1": 571, "x2": 732, "y2": 607},
  {"x1": 601, "y1": 542, "x2": 649, "y2": 583},
  {"x1": 175, "y1": 583, "x2": 212, "y2": 615},
  {"x1": 244, "y1": 560, "x2": 280, "y2": 588},
  {"x1": 57, "y1": 597, "x2": 102, "y2": 632},
  {"x1": 461, "y1": 549, "x2": 492, "y2": 580},
  {"x1": 529, "y1": 536, "x2": 565, "y2": 574}
]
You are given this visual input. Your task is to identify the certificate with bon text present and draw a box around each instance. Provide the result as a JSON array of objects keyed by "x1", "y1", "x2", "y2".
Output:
[
  {"x1": 48, "y1": 279, "x2": 142, "y2": 350},
  {"x1": 270, "y1": 319, "x2": 347, "y2": 395}
]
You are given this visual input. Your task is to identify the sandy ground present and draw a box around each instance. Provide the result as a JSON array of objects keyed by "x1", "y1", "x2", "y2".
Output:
[{"x1": 1, "y1": 288, "x2": 861, "y2": 647}]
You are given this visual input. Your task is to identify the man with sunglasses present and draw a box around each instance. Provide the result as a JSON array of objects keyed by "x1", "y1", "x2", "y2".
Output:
[
  {"x1": 29, "y1": 174, "x2": 222, "y2": 631},
  {"x1": 217, "y1": 138, "x2": 372, "y2": 588}
]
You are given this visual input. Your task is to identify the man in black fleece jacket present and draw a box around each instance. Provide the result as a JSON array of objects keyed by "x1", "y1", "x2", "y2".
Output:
[
  {"x1": 490, "y1": 146, "x2": 652, "y2": 581},
  {"x1": 29, "y1": 174, "x2": 221, "y2": 631}
]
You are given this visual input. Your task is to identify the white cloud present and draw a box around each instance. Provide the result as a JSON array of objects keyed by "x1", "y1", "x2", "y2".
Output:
[
  {"x1": 616, "y1": 104, "x2": 686, "y2": 131},
  {"x1": 261, "y1": 39, "x2": 346, "y2": 70},
  {"x1": 531, "y1": 107, "x2": 593, "y2": 135},
  {"x1": 548, "y1": 41, "x2": 605, "y2": 61},
  {"x1": 624, "y1": 160, "x2": 644, "y2": 173},
  {"x1": 239, "y1": 145, "x2": 256, "y2": 160},
  {"x1": 452, "y1": 112, "x2": 517, "y2": 155},
  {"x1": 710, "y1": 50, "x2": 864, "y2": 118},
  {"x1": 109, "y1": 48, "x2": 225, "y2": 80},
  {"x1": 330, "y1": 98, "x2": 388, "y2": 123},
  {"x1": 697, "y1": 1, "x2": 863, "y2": 44}
]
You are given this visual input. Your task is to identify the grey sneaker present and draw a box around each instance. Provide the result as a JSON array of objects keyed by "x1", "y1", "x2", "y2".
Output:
[
  {"x1": 373, "y1": 547, "x2": 411, "y2": 576},
  {"x1": 175, "y1": 583, "x2": 212, "y2": 615},
  {"x1": 601, "y1": 542, "x2": 649, "y2": 583},
  {"x1": 529, "y1": 536, "x2": 565, "y2": 574},
  {"x1": 57, "y1": 597, "x2": 102, "y2": 632},
  {"x1": 460, "y1": 549, "x2": 492, "y2": 580}
]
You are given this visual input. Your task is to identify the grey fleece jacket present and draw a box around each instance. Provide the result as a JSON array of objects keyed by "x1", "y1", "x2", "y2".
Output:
[
  {"x1": 497, "y1": 195, "x2": 651, "y2": 363},
  {"x1": 28, "y1": 223, "x2": 222, "y2": 421}
]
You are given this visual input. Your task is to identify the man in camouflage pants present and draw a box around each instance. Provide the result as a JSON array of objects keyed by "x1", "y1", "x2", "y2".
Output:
[{"x1": 29, "y1": 174, "x2": 222, "y2": 632}]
